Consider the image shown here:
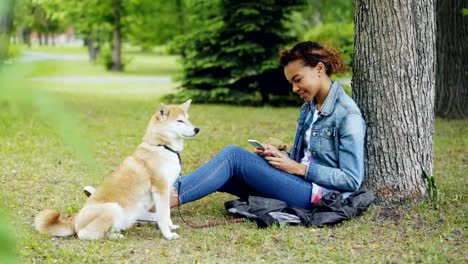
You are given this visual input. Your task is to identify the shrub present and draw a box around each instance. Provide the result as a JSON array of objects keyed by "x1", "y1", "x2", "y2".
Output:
[
  {"x1": 173, "y1": 0, "x2": 306, "y2": 105},
  {"x1": 304, "y1": 23, "x2": 354, "y2": 67},
  {"x1": 97, "y1": 43, "x2": 131, "y2": 71}
]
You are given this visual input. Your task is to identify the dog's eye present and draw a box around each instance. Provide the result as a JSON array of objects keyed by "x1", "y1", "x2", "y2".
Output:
[{"x1": 177, "y1": 120, "x2": 184, "y2": 123}]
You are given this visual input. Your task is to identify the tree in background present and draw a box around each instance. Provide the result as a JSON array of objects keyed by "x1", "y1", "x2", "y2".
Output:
[
  {"x1": 125, "y1": 0, "x2": 183, "y2": 51},
  {"x1": 353, "y1": 0, "x2": 435, "y2": 204},
  {"x1": 18, "y1": 0, "x2": 185, "y2": 70},
  {"x1": 63, "y1": 0, "x2": 113, "y2": 62},
  {"x1": 435, "y1": 0, "x2": 467, "y2": 119},
  {"x1": 13, "y1": 0, "x2": 34, "y2": 46},
  {"x1": 174, "y1": 0, "x2": 305, "y2": 105},
  {"x1": 288, "y1": 0, "x2": 354, "y2": 67},
  {"x1": 13, "y1": 0, "x2": 68, "y2": 46},
  {"x1": 110, "y1": 0, "x2": 122, "y2": 71},
  {"x1": 0, "y1": 0, "x2": 14, "y2": 63},
  {"x1": 70, "y1": 0, "x2": 124, "y2": 71}
]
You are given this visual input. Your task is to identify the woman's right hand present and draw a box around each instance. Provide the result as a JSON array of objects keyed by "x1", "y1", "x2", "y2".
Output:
[{"x1": 254, "y1": 144, "x2": 276, "y2": 157}]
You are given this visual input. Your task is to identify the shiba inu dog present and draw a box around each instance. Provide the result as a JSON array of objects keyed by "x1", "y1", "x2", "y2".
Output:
[{"x1": 35, "y1": 100, "x2": 199, "y2": 240}]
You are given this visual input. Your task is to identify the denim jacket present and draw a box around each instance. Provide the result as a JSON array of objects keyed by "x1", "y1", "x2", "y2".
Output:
[{"x1": 290, "y1": 81, "x2": 366, "y2": 194}]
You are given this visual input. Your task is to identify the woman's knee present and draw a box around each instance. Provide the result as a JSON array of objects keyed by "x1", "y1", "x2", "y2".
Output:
[
  {"x1": 220, "y1": 145, "x2": 245, "y2": 156},
  {"x1": 218, "y1": 145, "x2": 252, "y2": 165}
]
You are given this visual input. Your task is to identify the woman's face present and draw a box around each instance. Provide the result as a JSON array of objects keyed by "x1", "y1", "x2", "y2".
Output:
[{"x1": 284, "y1": 59, "x2": 322, "y2": 102}]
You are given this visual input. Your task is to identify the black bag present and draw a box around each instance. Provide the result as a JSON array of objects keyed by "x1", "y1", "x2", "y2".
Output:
[{"x1": 224, "y1": 187, "x2": 374, "y2": 228}]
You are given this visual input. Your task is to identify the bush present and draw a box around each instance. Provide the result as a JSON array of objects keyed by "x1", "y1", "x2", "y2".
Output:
[
  {"x1": 7, "y1": 44, "x2": 22, "y2": 59},
  {"x1": 97, "y1": 43, "x2": 131, "y2": 71},
  {"x1": 162, "y1": 86, "x2": 305, "y2": 107},
  {"x1": 97, "y1": 44, "x2": 114, "y2": 70},
  {"x1": 304, "y1": 23, "x2": 354, "y2": 67},
  {"x1": 173, "y1": 0, "x2": 306, "y2": 105},
  {"x1": 162, "y1": 88, "x2": 263, "y2": 106}
]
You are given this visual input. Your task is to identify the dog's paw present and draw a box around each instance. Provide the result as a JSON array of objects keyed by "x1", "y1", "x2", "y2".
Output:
[
  {"x1": 170, "y1": 224, "x2": 180, "y2": 231},
  {"x1": 164, "y1": 232, "x2": 179, "y2": 240}
]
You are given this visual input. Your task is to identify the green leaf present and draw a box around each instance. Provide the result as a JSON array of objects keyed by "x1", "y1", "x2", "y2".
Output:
[{"x1": 462, "y1": 8, "x2": 468, "y2": 16}]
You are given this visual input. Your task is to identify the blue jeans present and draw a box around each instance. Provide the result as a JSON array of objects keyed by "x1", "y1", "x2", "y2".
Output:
[{"x1": 177, "y1": 145, "x2": 313, "y2": 209}]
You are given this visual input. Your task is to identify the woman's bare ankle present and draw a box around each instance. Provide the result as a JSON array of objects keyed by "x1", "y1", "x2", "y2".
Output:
[
  {"x1": 147, "y1": 189, "x2": 179, "y2": 212},
  {"x1": 170, "y1": 188, "x2": 180, "y2": 208}
]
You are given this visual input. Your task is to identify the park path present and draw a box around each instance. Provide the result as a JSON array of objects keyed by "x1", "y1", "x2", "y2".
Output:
[{"x1": 20, "y1": 51, "x2": 88, "y2": 62}]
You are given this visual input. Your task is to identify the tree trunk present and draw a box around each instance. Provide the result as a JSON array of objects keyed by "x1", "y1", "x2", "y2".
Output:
[
  {"x1": 85, "y1": 35, "x2": 100, "y2": 62},
  {"x1": 23, "y1": 27, "x2": 31, "y2": 47},
  {"x1": 111, "y1": 0, "x2": 123, "y2": 72},
  {"x1": 0, "y1": 0, "x2": 14, "y2": 63},
  {"x1": 16, "y1": 27, "x2": 23, "y2": 44},
  {"x1": 175, "y1": 0, "x2": 185, "y2": 34},
  {"x1": 435, "y1": 0, "x2": 468, "y2": 119},
  {"x1": 353, "y1": 0, "x2": 436, "y2": 204}
]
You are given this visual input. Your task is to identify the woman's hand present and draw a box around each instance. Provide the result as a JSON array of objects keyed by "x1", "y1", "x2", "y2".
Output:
[{"x1": 256, "y1": 144, "x2": 307, "y2": 176}]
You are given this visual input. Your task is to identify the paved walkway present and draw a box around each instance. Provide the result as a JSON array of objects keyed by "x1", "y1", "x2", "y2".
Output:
[{"x1": 19, "y1": 51, "x2": 88, "y2": 62}]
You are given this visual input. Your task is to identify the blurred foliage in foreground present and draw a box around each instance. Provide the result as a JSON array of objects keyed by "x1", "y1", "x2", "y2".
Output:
[
  {"x1": 0, "y1": 208, "x2": 17, "y2": 264},
  {"x1": 0, "y1": 64, "x2": 97, "y2": 169}
]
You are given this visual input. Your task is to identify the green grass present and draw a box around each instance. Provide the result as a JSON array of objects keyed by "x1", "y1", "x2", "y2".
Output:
[
  {"x1": 24, "y1": 44, "x2": 88, "y2": 55},
  {"x1": 18, "y1": 44, "x2": 181, "y2": 77},
  {"x1": 25, "y1": 56, "x2": 180, "y2": 78},
  {"x1": 21, "y1": 43, "x2": 169, "y2": 56},
  {"x1": 0, "y1": 52, "x2": 466, "y2": 263}
]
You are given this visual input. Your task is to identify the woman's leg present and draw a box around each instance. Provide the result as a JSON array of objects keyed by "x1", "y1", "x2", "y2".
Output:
[{"x1": 177, "y1": 145, "x2": 313, "y2": 209}]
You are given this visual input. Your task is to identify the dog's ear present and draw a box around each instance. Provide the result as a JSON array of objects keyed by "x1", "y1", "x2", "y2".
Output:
[
  {"x1": 157, "y1": 103, "x2": 169, "y2": 121},
  {"x1": 181, "y1": 99, "x2": 192, "y2": 111}
]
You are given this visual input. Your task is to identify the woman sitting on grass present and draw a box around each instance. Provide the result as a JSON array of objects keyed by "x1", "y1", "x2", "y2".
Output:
[{"x1": 86, "y1": 41, "x2": 366, "y2": 216}]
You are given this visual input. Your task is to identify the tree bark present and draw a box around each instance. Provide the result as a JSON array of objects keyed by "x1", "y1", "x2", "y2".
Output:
[
  {"x1": 353, "y1": 0, "x2": 435, "y2": 204},
  {"x1": 0, "y1": 0, "x2": 14, "y2": 63},
  {"x1": 175, "y1": 0, "x2": 185, "y2": 35},
  {"x1": 435, "y1": 0, "x2": 468, "y2": 119},
  {"x1": 111, "y1": 0, "x2": 123, "y2": 71},
  {"x1": 23, "y1": 27, "x2": 31, "y2": 47}
]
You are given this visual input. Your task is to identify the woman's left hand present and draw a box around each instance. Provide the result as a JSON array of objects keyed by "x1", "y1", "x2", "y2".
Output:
[{"x1": 262, "y1": 145, "x2": 307, "y2": 176}]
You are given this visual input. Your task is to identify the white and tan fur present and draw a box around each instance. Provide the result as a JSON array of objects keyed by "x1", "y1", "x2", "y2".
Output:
[{"x1": 35, "y1": 100, "x2": 199, "y2": 240}]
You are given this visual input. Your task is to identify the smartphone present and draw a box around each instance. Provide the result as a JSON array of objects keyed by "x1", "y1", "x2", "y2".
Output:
[{"x1": 248, "y1": 139, "x2": 265, "y2": 150}]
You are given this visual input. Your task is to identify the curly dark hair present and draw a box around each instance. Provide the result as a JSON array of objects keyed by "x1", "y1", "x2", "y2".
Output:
[{"x1": 279, "y1": 41, "x2": 346, "y2": 76}]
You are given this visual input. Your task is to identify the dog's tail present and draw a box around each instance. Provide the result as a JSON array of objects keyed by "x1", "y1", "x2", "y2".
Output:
[{"x1": 35, "y1": 209, "x2": 76, "y2": 237}]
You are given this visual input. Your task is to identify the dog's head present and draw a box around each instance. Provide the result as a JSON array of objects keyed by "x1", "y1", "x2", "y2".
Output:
[{"x1": 143, "y1": 100, "x2": 200, "y2": 146}]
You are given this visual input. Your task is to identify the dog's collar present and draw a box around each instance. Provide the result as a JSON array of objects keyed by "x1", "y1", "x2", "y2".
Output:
[{"x1": 158, "y1": 144, "x2": 182, "y2": 167}]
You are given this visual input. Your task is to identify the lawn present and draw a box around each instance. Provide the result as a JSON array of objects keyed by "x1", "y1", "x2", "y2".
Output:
[
  {"x1": 19, "y1": 44, "x2": 181, "y2": 78},
  {"x1": 0, "y1": 48, "x2": 466, "y2": 263}
]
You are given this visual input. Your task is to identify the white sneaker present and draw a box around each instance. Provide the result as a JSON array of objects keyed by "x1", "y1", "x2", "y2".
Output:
[
  {"x1": 82, "y1": 185, "x2": 158, "y2": 224},
  {"x1": 136, "y1": 211, "x2": 159, "y2": 224},
  {"x1": 83, "y1": 186, "x2": 96, "y2": 197}
]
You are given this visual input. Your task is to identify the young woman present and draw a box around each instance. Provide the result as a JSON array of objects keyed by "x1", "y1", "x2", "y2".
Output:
[
  {"x1": 174, "y1": 41, "x2": 366, "y2": 209},
  {"x1": 86, "y1": 41, "x2": 366, "y2": 213}
]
